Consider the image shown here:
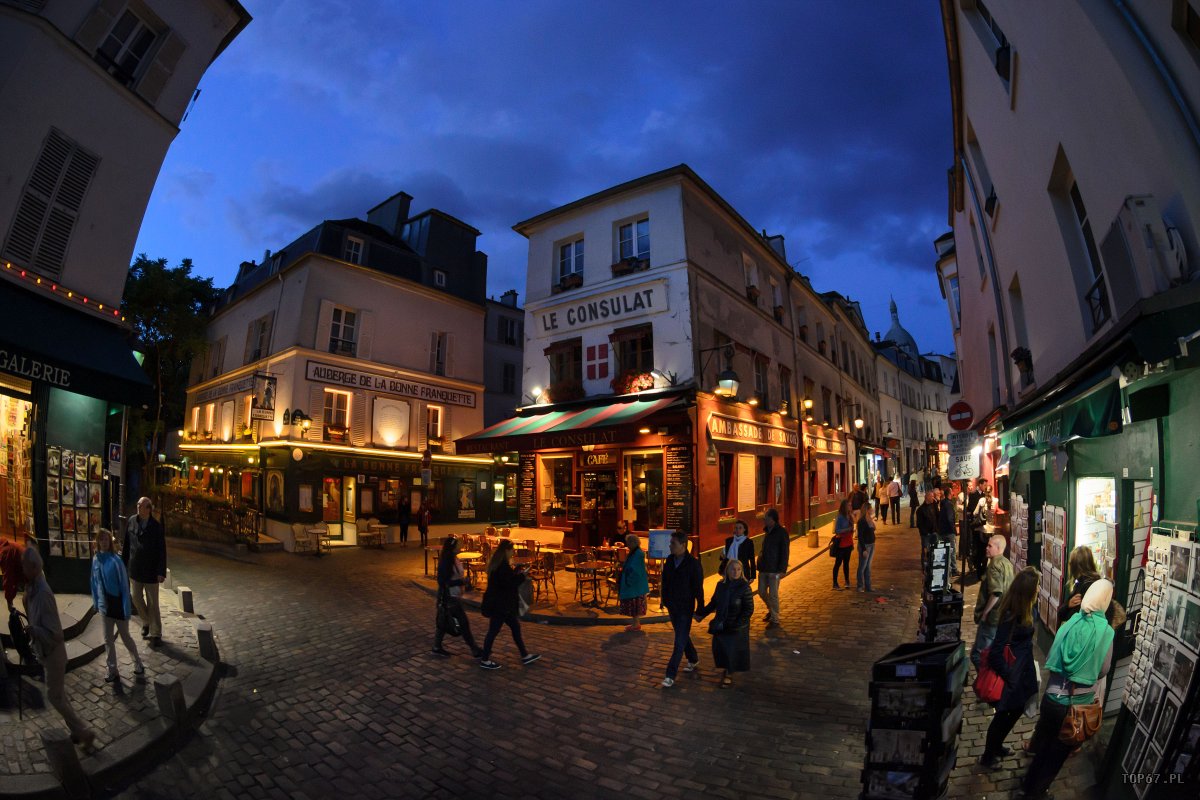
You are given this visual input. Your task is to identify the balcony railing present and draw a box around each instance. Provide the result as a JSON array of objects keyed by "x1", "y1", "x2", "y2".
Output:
[
  {"x1": 1084, "y1": 273, "x2": 1111, "y2": 333},
  {"x1": 329, "y1": 338, "x2": 357, "y2": 357}
]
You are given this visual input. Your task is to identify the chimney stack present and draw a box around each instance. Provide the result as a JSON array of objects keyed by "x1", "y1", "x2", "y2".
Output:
[
  {"x1": 366, "y1": 191, "x2": 414, "y2": 238},
  {"x1": 500, "y1": 289, "x2": 519, "y2": 307}
]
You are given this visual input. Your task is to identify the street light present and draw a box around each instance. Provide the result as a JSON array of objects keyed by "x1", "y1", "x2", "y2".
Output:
[
  {"x1": 282, "y1": 408, "x2": 311, "y2": 432},
  {"x1": 700, "y1": 344, "x2": 740, "y2": 398}
]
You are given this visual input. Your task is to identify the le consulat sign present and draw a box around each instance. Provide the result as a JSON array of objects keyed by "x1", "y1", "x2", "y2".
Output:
[{"x1": 536, "y1": 279, "x2": 668, "y2": 334}]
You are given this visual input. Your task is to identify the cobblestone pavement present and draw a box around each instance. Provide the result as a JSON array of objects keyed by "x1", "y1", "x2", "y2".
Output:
[
  {"x1": 108, "y1": 517, "x2": 1097, "y2": 800},
  {"x1": 1, "y1": 597, "x2": 202, "y2": 776}
]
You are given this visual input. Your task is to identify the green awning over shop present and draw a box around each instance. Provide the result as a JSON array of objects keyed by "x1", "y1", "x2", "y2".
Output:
[
  {"x1": 999, "y1": 375, "x2": 1123, "y2": 456},
  {"x1": 0, "y1": 279, "x2": 152, "y2": 406}
]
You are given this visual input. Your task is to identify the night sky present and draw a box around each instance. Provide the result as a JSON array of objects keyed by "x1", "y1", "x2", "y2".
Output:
[{"x1": 133, "y1": 0, "x2": 955, "y2": 354}]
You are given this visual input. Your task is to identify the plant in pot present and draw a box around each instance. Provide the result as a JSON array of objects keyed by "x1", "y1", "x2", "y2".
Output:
[
  {"x1": 546, "y1": 378, "x2": 585, "y2": 403},
  {"x1": 559, "y1": 272, "x2": 583, "y2": 290},
  {"x1": 610, "y1": 369, "x2": 655, "y2": 395},
  {"x1": 745, "y1": 284, "x2": 760, "y2": 302},
  {"x1": 1011, "y1": 346, "x2": 1034, "y2": 387},
  {"x1": 612, "y1": 256, "x2": 642, "y2": 277}
]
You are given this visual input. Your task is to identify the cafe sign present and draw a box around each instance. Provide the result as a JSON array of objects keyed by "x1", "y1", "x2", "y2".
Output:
[
  {"x1": 707, "y1": 413, "x2": 799, "y2": 449},
  {"x1": 577, "y1": 450, "x2": 617, "y2": 468},
  {"x1": 536, "y1": 279, "x2": 668, "y2": 334},
  {"x1": 306, "y1": 361, "x2": 476, "y2": 408}
]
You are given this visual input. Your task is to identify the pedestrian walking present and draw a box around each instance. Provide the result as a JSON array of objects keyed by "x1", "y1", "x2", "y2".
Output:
[
  {"x1": 1019, "y1": 580, "x2": 1115, "y2": 798},
  {"x1": 478, "y1": 540, "x2": 540, "y2": 670},
  {"x1": 832, "y1": 499, "x2": 855, "y2": 590},
  {"x1": 695, "y1": 559, "x2": 754, "y2": 688},
  {"x1": 971, "y1": 534, "x2": 1014, "y2": 670},
  {"x1": 123, "y1": 496, "x2": 166, "y2": 647},
  {"x1": 963, "y1": 479, "x2": 986, "y2": 580},
  {"x1": 756, "y1": 508, "x2": 788, "y2": 626},
  {"x1": 980, "y1": 566, "x2": 1041, "y2": 770},
  {"x1": 719, "y1": 519, "x2": 756, "y2": 584},
  {"x1": 416, "y1": 500, "x2": 432, "y2": 547},
  {"x1": 876, "y1": 479, "x2": 890, "y2": 524},
  {"x1": 90, "y1": 529, "x2": 145, "y2": 684},
  {"x1": 1, "y1": 537, "x2": 25, "y2": 612},
  {"x1": 887, "y1": 476, "x2": 901, "y2": 524},
  {"x1": 618, "y1": 533, "x2": 649, "y2": 632},
  {"x1": 907, "y1": 480, "x2": 919, "y2": 528},
  {"x1": 398, "y1": 499, "x2": 411, "y2": 546},
  {"x1": 22, "y1": 546, "x2": 95, "y2": 748},
  {"x1": 660, "y1": 530, "x2": 704, "y2": 688},
  {"x1": 856, "y1": 503, "x2": 877, "y2": 592},
  {"x1": 432, "y1": 536, "x2": 483, "y2": 658},
  {"x1": 936, "y1": 488, "x2": 958, "y2": 572}
]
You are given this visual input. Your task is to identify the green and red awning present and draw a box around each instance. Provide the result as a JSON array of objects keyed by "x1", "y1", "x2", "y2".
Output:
[{"x1": 455, "y1": 394, "x2": 687, "y2": 454}]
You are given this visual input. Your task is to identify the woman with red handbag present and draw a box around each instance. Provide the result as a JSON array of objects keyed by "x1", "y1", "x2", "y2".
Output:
[
  {"x1": 980, "y1": 566, "x2": 1041, "y2": 769},
  {"x1": 1017, "y1": 579, "x2": 1114, "y2": 799}
]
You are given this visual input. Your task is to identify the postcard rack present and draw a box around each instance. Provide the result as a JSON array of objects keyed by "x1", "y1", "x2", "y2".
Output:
[
  {"x1": 918, "y1": 589, "x2": 964, "y2": 644},
  {"x1": 861, "y1": 642, "x2": 965, "y2": 800}
]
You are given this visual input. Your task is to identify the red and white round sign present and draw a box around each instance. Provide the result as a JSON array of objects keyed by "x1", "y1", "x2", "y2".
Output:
[{"x1": 947, "y1": 401, "x2": 974, "y2": 432}]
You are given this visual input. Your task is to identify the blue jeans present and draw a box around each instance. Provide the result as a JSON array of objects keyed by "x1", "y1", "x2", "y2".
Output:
[
  {"x1": 665, "y1": 609, "x2": 699, "y2": 679},
  {"x1": 856, "y1": 543, "x2": 875, "y2": 589},
  {"x1": 971, "y1": 621, "x2": 998, "y2": 668}
]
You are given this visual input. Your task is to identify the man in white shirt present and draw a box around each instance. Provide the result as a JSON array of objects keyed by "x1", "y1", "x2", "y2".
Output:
[{"x1": 887, "y1": 477, "x2": 902, "y2": 524}]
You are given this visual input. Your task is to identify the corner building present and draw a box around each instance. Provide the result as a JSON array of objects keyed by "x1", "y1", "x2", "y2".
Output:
[{"x1": 458, "y1": 166, "x2": 847, "y2": 573}]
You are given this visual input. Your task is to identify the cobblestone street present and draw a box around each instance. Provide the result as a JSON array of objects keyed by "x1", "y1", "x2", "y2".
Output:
[{"x1": 103, "y1": 517, "x2": 1094, "y2": 800}]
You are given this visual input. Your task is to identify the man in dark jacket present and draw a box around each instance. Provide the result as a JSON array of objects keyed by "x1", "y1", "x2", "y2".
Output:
[
  {"x1": 756, "y1": 509, "x2": 789, "y2": 627},
  {"x1": 660, "y1": 530, "x2": 704, "y2": 688},
  {"x1": 123, "y1": 496, "x2": 167, "y2": 646},
  {"x1": 936, "y1": 489, "x2": 958, "y2": 576},
  {"x1": 850, "y1": 484, "x2": 868, "y2": 518},
  {"x1": 916, "y1": 491, "x2": 940, "y2": 558}
]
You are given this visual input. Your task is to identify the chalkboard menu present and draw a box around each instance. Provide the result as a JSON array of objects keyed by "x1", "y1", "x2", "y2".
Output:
[
  {"x1": 566, "y1": 494, "x2": 582, "y2": 522},
  {"x1": 518, "y1": 453, "x2": 536, "y2": 527},
  {"x1": 664, "y1": 445, "x2": 694, "y2": 533}
]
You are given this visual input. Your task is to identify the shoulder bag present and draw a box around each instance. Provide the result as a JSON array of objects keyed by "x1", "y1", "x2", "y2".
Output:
[
  {"x1": 972, "y1": 644, "x2": 1014, "y2": 703},
  {"x1": 1058, "y1": 681, "x2": 1103, "y2": 745},
  {"x1": 436, "y1": 590, "x2": 462, "y2": 637}
]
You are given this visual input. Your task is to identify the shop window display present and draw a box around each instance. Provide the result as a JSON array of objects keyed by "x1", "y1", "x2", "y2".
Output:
[
  {"x1": 0, "y1": 392, "x2": 34, "y2": 541},
  {"x1": 1075, "y1": 476, "x2": 1117, "y2": 580}
]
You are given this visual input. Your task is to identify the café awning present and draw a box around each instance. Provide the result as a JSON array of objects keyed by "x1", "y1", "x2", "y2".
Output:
[
  {"x1": 456, "y1": 394, "x2": 688, "y2": 454},
  {"x1": 0, "y1": 279, "x2": 152, "y2": 406}
]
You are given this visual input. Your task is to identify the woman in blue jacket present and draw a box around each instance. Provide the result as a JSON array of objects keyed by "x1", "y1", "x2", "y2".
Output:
[
  {"x1": 618, "y1": 533, "x2": 649, "y2": 632},
  {"x1": 980, "y1": 566, "x2": 1041, "y2": 769},
  {"x1": 91, "y1": 528, "x2": 144, "y2": 683}
]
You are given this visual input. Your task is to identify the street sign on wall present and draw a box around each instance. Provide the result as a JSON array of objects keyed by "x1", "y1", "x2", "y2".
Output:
[
  {"x1": 946, "y1": 430, "x2": 979, "y2": 480},
  {"x1": 948, "y1": 401, "x2": 974, "y2": 431}
]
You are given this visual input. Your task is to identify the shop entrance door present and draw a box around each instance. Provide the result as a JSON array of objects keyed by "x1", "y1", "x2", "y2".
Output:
[
  {"x1": 581, "y1": 469, "x2": 619, "y2": 543},
  {"x1": 0, "y1": 391, "x2": 33, "y2": 544}
]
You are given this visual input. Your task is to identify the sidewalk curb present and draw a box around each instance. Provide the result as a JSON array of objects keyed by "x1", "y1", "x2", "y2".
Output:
[{"x1": 408, "y1": 579, "x2": 670, "y2": 627}]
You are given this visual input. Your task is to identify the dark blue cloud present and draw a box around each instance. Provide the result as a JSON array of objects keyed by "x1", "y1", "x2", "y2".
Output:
[{"x1": 134, "y1": 0, "x2": 954, "y2": 353}]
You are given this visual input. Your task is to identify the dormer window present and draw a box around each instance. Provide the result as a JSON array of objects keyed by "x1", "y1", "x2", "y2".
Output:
[{"x1": 344, "y1": 236, "x2": 364, "y2": 265}]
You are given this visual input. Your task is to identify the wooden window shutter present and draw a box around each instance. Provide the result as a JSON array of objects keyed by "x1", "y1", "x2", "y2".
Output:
[
  {"x1": 357, "y1": 310, "x2": 374, "y2": 361},
  {"x1": 73, "y1": 0, "x2": 124, "y2": 54},
  {"x1": 308, "y1": 385, "x2": 325, "y2": 441},
  {"x1": 428, "y1": 332, "x2": 439, "y2": 373},
  {"x1": 243, "y1": 319, "x2": 256, "y2": 365},
  {"x1": 444, "y1": 333, "x2": 455, "y2": 378},
  {"x1": 233, "y1": 393, "x2": 245, "y2": 432},
  {"x1": 315, "y1": 300, "x2": 335, "y2": 352},
  {"x1": 416, "y1": 404, "x2": 428, "y2": 452},
  {"x1": 137, "y1": 30, "x2": 186, "y2": 106},
  {"x1": 2, "y1": 129, "x2": 99, "y2": 279},
  {"x1": 350, "y1": 393, "x2": 367, "y2": 446},
  {"x1": 441, "y1": 406, "x2": 453, "y2": 454}
]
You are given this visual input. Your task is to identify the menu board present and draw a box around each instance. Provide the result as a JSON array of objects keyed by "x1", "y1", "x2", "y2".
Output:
[
  {"x1": 518, "y1": 453, "x2": 536, "y2": 527},
  {"x1": 664, "y1": 445, "x2": 693, "y2": 533},
  {"x1": 565, "y1": 494, "x2": 582, "y2": 522}
]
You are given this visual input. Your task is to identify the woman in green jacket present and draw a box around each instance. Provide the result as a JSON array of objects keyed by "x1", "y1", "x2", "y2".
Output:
[{"x1": 618, "y1": 533, "x2": 649, "y2": 632}]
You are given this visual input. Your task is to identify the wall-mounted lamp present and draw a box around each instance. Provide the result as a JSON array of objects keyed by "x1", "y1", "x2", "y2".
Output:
[
  {"x1": 699, "y1": 344, "x2": 739, "y2": 398},
  {"x1": 282, "y1": 408, "x2": 311, "y2": 432},
  {"x1": 650, "y1": 368, "x2": 677, "y2": 387},
  {"x1": 803, "y1": 397, "x2": 814, "y2": 410}
]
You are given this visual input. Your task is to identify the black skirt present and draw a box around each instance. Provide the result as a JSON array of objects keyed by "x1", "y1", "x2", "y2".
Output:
[{"x1": 712, "y1": 628, "x2": 751, "y2": 672}]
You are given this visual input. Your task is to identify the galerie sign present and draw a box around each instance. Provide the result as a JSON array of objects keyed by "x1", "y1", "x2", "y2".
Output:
[
  {"x1": 306, "y1": 361, "x2": 476, "y2": 408},
  {"x1": 0, "y1": 349, "x2": 71, "y2": 388},
  {"x1": 536, "y1": 280, "x2": 668, "y2": 334}
]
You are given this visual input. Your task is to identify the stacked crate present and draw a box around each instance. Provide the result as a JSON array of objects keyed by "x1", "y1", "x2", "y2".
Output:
[
  {"x1": 918, "y1": 541, "x2": 963, "y2": 643},
  {"x1": 862, "y1": 642, "x2": 967, "y2": 800}
]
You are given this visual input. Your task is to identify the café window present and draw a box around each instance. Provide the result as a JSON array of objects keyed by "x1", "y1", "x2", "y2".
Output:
[
  {"x1": 191, "y1": 405, "x2": 200, "y2": 433},
  {"x1": 204, "y1": 403, "x2": 215, "y2": 435},
  {"x1": 323, "y1": 389, "x2": 350, "y2": 442},
  {"x1": 611, "y1": 324, "x2": 653, "y2": 375},
  {"x1": 624, "y1": 450, "x2": 664, "y2": 531},
  {"x1": 539, "y1": 455, "x2": 573, "y2": 519},
  {"x1": 719, "y1": 453, "x2": 734, "y2": 509}
]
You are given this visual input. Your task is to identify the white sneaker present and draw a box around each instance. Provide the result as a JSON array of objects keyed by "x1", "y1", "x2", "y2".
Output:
[
  {"x1": 683, "y1": 662, "x2": 698, "y2": 672},
  {"x1": 661, "y1": 677, "x2": 675, "y2": 688}
]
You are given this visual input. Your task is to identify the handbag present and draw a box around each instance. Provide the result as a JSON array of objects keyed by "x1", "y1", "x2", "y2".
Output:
[
  {"x1": 973, "y1": 644, "x2": 1015, "y2": 703},
  {"x1": 436, "y1": 591, "x2": 462, "y2": 637},
  {"x1": 1058, "y1": 682, "x2": 1103, "y2": 745}
]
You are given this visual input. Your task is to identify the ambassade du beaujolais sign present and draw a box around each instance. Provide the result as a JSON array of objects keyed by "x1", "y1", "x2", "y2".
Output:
[{"x1": 306, "y1": 361, "x2": 476, "y2": 407}]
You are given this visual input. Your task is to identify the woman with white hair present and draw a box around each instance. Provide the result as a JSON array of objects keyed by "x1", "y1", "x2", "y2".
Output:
[
  {"x1": 1018, "y1": 579, "x2": 1115, "y2": 798},
  {"x1": 23, "y1": 546, "x2": 95, "y2": 748}
]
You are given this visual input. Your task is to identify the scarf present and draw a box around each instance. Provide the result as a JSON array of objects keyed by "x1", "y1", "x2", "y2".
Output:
[{"x1": 1045, "y1": 579, "x2": 1114, "y2": 685}]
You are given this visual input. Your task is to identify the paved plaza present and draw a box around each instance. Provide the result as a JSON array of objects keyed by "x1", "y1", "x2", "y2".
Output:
[{"x1": 3, "y1": 515, "x2": 1099, "y2": 799}]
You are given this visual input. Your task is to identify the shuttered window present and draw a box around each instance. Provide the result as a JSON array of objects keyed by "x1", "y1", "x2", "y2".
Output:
[{"x1": 2, "y1": 129, "x2": 99, "y2": 279}]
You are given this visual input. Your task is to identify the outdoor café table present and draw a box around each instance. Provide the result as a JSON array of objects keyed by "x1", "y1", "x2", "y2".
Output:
[
  {"x1": 424, "y1": 545, "x2": 443, "y2": 576},
  {"x1": 457, "y1": 551, "x2": 483, "y2": 562},
  {"x1": 573, "y1": 560, "x2": 607, "y2": 607},
  {"x1": 306, "y1": 527, "x2": 330, "y2": 557}
]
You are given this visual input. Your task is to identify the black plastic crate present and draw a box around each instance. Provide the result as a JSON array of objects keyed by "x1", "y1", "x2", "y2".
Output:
[
  {"x1": 865, "y1": 726, "x2": 956, "y2": 769},
  {"x1": 871, "y1": 642, "x2": 965, "y2": 684},
  {"x1": 860, "y1": 751, "x2": 954, "y2": 800},
  {"x1": 917, "y1": 621, "x2": 961, "y2": 644},
  {"x1": 869, "y1": 685, "x2": 964, "y2": 735}
]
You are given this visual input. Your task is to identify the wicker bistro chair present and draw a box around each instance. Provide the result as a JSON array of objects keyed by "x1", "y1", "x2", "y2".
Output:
[
  {"x1": 603, "y1": 548, "x2": 628, "y2": 605},
  {"x1": 528, "y1": 551, "x2": 557, "y2": 602},
  {"x1": 465, "y1": 541, "x2": 491, "y2": 591},
  {"x1": 291, "y1": 523, "x2": 315, "y2": 554}
]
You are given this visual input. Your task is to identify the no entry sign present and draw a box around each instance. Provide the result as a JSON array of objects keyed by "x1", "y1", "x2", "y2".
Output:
[{"x1": 948, "y1": 401, "x2": 974, "y2": 431}]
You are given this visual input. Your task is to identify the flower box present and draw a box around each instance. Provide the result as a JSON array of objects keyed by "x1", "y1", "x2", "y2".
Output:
[
  {"x1": 559, "y1": 273, "x2": 583, "y2": 290},
  {"x1": 746, "y1": 284, "x2": 760, "y2": 302},
  {"x1": 610, "y1": 369, "x2": 655, "y2": 395}
]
